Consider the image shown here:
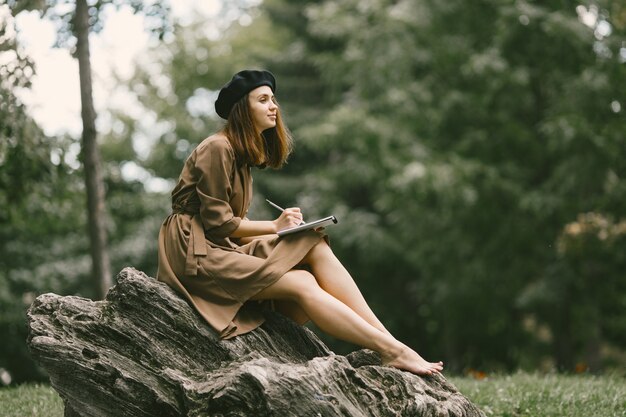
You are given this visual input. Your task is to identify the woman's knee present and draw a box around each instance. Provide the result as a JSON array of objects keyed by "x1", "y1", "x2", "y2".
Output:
[
  {"x1": 282, "y1": 269, "x2": 320, "y2": 301},
  {"x1": 303, "y1": 239, "x2": 333, "y2": 264}
]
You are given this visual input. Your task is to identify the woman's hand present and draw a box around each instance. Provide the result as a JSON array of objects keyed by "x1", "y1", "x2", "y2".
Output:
[{"x1": 273, "y1": 207, "x2": 304, "y2": 232}]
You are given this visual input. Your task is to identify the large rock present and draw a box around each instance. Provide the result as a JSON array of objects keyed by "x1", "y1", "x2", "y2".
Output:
[{"x1": 27, "y1": 267, "x2": 485, "y2": 417}]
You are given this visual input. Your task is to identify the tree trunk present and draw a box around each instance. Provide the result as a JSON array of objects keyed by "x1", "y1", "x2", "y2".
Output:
[
  {"x1": 27, "y1": 267, "x2": 486, "y2": 417},
  {"x1": 74, "y1": 0, "x2": 111, "y2": 299}
]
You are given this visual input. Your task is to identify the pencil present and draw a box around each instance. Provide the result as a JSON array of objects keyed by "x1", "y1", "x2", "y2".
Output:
[
  {"x1": 266, "y1": 199, "x2": 305, "y2": 225},
  {"x1": 265, "y1": 199, "x2": 285, "y2": 213}
]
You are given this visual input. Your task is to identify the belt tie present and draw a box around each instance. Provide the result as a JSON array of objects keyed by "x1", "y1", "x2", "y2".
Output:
[
  {"x1": 184, "y1": 214, "x2": 207, "y2": 276},
  {"x1": 172, "y1": 203, "x2": 207, "y2": 277}
]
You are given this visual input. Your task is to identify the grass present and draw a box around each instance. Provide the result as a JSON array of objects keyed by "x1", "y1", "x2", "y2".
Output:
[
  {"x1": 0, "y1": 383, "x2": 63, "y2": 417},
  {"x1": 450, "y1": 372, "x2": 626, "y2": 417},
  {"x1": 0, "y1": 373, "x2": 624, "y2": 416}
]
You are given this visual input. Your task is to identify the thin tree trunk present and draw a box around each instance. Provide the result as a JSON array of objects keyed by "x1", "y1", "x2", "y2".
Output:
[{"x1": 74, "y1": 0, "x2": 111, "y2": 299}]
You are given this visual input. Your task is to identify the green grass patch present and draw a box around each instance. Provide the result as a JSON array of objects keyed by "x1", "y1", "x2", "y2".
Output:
[
  {"x1": 0, "y1": 373, "x2": 624, "y2": 416},
  {"x1": 450, "y1": 372, "x2": 626, "y2": 417},
  {"x1": 0, "y1": 383, "x2": 63, "y2": 417}
]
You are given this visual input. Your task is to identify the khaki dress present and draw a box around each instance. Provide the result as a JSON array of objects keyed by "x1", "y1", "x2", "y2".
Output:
[{"x1": 157, "y1": 135, "x2": 322, "y2": 339}]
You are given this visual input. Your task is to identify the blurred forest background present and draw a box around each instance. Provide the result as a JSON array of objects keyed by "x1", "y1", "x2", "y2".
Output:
[{"x1": 1, "y1": 0, "x2": 625, "y2": 385}]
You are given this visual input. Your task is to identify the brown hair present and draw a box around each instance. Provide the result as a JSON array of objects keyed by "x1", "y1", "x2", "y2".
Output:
[{"x1": 222, "y1": 94, "x2": 293, "y2": 169}]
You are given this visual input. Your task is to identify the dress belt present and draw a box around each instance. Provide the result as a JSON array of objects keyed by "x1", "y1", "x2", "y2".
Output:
[{"x1": 173, "y1": 207, "x2": 207, "y2": 277}]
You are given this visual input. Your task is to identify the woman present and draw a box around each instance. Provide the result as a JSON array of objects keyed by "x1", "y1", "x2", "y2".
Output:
[{"x1": 157, "y1": 69, "x2": 443, "y2": 376}]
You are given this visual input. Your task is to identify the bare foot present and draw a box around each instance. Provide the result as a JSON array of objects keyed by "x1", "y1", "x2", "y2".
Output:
[{"x1": 381, "y1": 345, "x2": 444, "y2": 376}]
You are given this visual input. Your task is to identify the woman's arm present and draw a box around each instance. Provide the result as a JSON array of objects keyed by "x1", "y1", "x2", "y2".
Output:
[
  {"x1": 230, "y1": 208, "x2": 303, "y2": 238},
  {"x1": 230, "y1": 219, "x2": 276, "y2": 238},
  {"x1": 235, "y1": 234, "x2": 276, "y2": 245}
]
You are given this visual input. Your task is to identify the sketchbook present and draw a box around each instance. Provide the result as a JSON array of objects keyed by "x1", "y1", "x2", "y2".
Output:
[{"x1": 277, "y1": 215, "x2": 338, "y2": 237}]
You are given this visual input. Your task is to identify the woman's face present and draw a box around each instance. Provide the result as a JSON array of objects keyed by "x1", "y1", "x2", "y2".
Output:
[{"x1": 248, "y1": 85, "x2": 278, "y2": 132}]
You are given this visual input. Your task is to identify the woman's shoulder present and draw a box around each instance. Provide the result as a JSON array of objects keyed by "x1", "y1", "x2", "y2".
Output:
[{"x1": 195, "y1": 133, "x2": 235, "y2": 157}]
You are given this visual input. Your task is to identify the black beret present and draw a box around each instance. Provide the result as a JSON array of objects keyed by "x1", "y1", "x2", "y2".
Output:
[{"x1": 215, "y1": 70, "x2": 276, "y2": 119}]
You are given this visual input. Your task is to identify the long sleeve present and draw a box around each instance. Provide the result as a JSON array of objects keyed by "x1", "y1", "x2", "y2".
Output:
[{"x1": 192, "y1": 138, "x2": 242, "y2": 238}]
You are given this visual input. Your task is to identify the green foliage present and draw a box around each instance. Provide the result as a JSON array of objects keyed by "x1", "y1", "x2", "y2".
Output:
[
  {"x1": 0, "y1": 123, "x2": 169, "y2": 383},
  {"x1": 0, "y1": 8, "x2": 44, "y2": 208},
  {"x1": 0, "y1": 137, "x2": 168, "y2": 385},
  {"x1": 255, "y1": 0, "x2": 626, "y2": 371},
  {"x1": 0, "y1": 3, "x2": 170, "y2": 384},
  {"x1": 0, "y1": 8, "x2": 85, "y2": 384}
]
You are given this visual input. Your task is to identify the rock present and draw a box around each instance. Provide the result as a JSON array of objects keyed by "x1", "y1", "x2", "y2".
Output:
[{"x1": 27, "y1": 267, "x2": 485, "y2": 417}]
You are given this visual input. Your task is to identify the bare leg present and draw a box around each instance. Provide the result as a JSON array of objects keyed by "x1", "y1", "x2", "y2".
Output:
[
  {"x1": 252, "y1": 269, "x2": 443, "y2": 376},
  {"x1": 302, "y1": 240, "x2": 391, "y2": 335}
]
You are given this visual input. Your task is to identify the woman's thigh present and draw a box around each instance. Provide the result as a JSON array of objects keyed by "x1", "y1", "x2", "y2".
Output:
[{"x1": 250, "y1": 269, "x2": 317, "y2": 301}]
